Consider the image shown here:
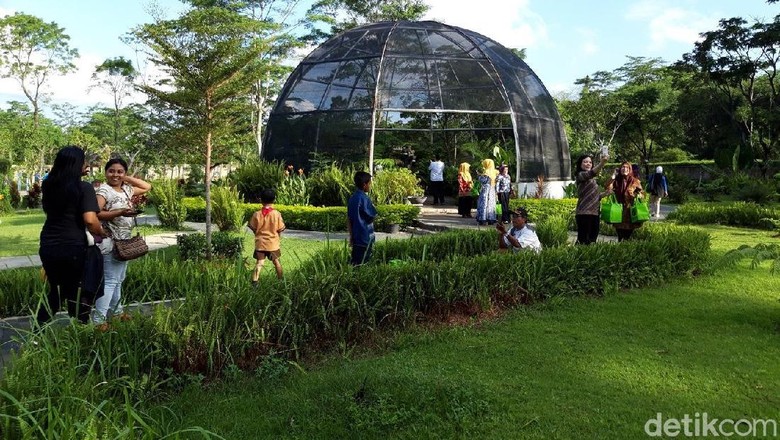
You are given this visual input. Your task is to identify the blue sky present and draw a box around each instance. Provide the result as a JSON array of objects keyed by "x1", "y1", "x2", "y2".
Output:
[{"x1": 0, "y1": 0, "x2": 777, "y2": 109}]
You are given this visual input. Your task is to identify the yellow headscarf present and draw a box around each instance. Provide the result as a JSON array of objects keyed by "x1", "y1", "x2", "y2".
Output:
[
  {"x1": 458, "y1": 162, "x2": 472, "y2": 182},
  {"x1": 481, "y1": 159, "x2": 499, "y2": 185}
]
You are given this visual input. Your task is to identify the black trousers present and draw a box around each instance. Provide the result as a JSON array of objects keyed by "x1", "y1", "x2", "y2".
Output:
[
  {"x1": 38, "y1": 245, "x2": 93, "y2": 324},
  {"x1": 576, "y1": 214, "x2": 600, "y2": 245},
  {"x1": 351, "y1": 243, "x2": 373, "y2": 266},
  {"x1": 430, "y1": 181, "x2": 445, "y2": 205},
  {"x1": 457, "y1": 196, "x2": 472, "y2": 216},
  {"x1": 498, "y1": 192, "x2": 511, "y2": 223},
  {"x1": 616, "y1": 228, "x2": 634, "y2": 242}
]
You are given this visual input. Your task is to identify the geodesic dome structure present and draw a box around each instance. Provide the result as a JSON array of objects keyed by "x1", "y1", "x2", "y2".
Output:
[{"x1": 263, "y1": 20, "x2": 570, "y2": 183}]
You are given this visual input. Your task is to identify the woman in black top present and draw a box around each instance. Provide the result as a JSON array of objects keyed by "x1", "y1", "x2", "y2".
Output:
[
  {"x1": 38, "y1": 146, "x2": 106, "y2": 324},
  {"x1": 574, "y1": 153, "x2": 609, "y2": 245}
]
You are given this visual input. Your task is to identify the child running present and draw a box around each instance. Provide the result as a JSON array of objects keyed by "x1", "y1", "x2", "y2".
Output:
[{"x1": 248, "y1": 188, "x2": 286, "y2": 283}]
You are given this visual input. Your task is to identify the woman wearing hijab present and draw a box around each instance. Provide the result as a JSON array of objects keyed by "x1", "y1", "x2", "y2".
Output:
[
  {"x1": 475, "y1": 159, "x2": 499, "y2": 225},
  {"x1": 38, "y1": 146, "x2": 107, "y2": 324},
  {"x1": 647, "y1": 166, "x2": 668, "y2": 218},
  {"x1": 605, "y1": 161, "x2": 644, "y2": 241},
  {"x1": 457, "y1": 162, "x2": 474, "y2": 218}
]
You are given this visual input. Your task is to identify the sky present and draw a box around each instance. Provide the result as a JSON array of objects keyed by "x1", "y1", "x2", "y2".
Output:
[{"x1": 0, "y1": 0, "x2": 777, "y2": 111}]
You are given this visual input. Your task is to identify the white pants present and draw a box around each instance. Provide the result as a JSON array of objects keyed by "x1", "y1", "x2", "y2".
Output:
[
  {"x1": 92, "y1": 254, "x2": 128, "y2": 323},
  {"x1": 650, "y1": 194, "x2": 663, "y2": 217}
]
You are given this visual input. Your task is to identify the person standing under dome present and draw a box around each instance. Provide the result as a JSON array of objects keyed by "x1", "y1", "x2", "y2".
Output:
[{"x1": 475, "y1": 159, "x2": 498, "y2": 225}]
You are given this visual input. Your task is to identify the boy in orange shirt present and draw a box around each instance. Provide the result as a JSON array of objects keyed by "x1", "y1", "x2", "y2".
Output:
[{"x1": 248, "y1": 189, "x2": 286, "y2": 284}]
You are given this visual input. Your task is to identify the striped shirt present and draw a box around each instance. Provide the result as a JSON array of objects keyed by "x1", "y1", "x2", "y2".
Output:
[{"x1": 575, "y1": 170, "x2": 601, "y2": 215}]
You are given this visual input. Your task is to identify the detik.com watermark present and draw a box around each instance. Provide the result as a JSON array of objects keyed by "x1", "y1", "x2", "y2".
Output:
[{"x1": 645, "y1": 413, "x2": 778, "y2": 437}]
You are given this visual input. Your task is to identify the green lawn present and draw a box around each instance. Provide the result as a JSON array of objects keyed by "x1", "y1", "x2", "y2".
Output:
[
  {"x1": 158, "y1": 228, "x2": 780, "y2": 439},
  {"x1": 0, "y1": 211, "x2": 44, "y2": 257}
]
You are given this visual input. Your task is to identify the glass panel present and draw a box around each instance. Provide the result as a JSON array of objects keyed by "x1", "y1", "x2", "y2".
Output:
[
  {"x1": 386, "y1": 28, "x2": 425, "y2": 55},
  {"x1": 348, "y1": 88, "x2": 373, "y2": 109},
  {"x1": 383, "y1": 58, "x2": 429, "y2": 91},
  {"x1": 283, "y1": 79, "x2": 326, "y2": 112},
  {"x1": 381, "y1": 89, "x2": 432, "y2": 109},
  {"x1": 300, "y1": 62, "x2": 341, "y2": 84},
  {"x1": 331, "y1": 60, "x2": 363, "y2": 87},
  {"x1": 425, "y1": 31, "x2": 475, "y2": 55},
  {"x1": 353, "y1": 58, "x2": 379, "y2": 89},
  {"x1": 321, "y1": 85, "x2": 353, "y2": 110}
]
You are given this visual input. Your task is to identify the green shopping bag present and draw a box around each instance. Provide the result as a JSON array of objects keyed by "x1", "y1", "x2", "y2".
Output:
[
  {"x1": 470, "y1": 180, "x2": 480, "y2": 197},
  {"x1": 496, "y1": 203, "x2": 502, "y2": 216},
  {"x1": 630, "y1": 197, "x2": 650, "y2": 223},
  {"x1": 600, "y1": 194, "x2": 623, "y2": 224}
]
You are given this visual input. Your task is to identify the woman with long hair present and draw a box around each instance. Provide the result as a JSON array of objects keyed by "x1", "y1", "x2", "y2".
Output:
[
  {"x1": 93, "y1": 158, "x2": 151, "y2": 325},
  {"x1": 456, "y1": 162, "x2": 473, "y2": 218},
  {"x1": 38, "y1": 146, "x2": 107, "y2": 324},
  {"x1": 605, "y1": 161, "x2": 644, "y2": 241},
  {"x1": 574, "y1": 153, "x2": 609, "y2": 244},
  {"x1": 475, "y1": 158, "x2": 499, "y2": 225}
]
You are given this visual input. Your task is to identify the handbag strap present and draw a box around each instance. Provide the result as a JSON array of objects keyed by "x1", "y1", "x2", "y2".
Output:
[{"x1": 121, "y1": 185, "x2": 139, "y2": 229}]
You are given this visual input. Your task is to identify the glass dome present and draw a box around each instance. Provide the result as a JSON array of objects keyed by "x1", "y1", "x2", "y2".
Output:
[{"x1": 263, "y1": 20, "x2": 570, "y2": 183}]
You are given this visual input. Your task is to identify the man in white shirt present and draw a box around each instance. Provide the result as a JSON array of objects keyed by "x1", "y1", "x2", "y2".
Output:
[
  {"x1": 428, "y1": 156, "x2": 445, "y2": 205},
  {"x1": 495, "y1": 207, "x2": 542, "y2": 253}
]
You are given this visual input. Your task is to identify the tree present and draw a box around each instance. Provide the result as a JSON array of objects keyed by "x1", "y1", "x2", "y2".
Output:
[
  {"x1": 129, "y1": 5, "x2": 266, "y2": 256},
  {"x1": 306, "y1": 0, "x2": 429, "y2": 40},
  {"x1": 683, "y1": 15, "x2": 780, "y2": 174},
  {"x1": 0, "y1": 13, "x2": 78, "y2": 170},
  {"x1": 90, "y1": 56, "x2": 138, "y2": 147}
]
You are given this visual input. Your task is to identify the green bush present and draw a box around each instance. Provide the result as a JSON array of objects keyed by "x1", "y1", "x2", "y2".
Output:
[
  {"x1": 667, "y1": 202, "x2": 780, "y2": 228},
  {"x1": 229, "y1": 160, "x2": 285, "y2": 203},
  {"x1": 149, "y1": 179, "x2": 187, "y2": 228},
  {"x1": 307, "y1": 163, "x2": 354, "y2": 206},
  {"x1": 535, "y1": 214, "x2": 570, "y2": 248},
  {"x1": 371, "y1": 167, "x2": 423, "y2": 205},
  {"x1": 664, "y1": 170, "x2": 695, "y2": 204},
  {"x1": 176, "y1": 231, "x2": 243, "y2": 261},
  {"x1": 276, "y1": 175, "x2": 310, "y2": 206},
  {"x1": 183, "y1": 197, "x2": 420, "y2": 232},
  {"x1": 508, "y1": 198, "x2": 577, "y2": 223},
  {"x1": 733, "y1": 180, "x2": 775, "y2": 204},
  {"x1": 211, "y1": 185, "x2": 245, "y2": 231}
]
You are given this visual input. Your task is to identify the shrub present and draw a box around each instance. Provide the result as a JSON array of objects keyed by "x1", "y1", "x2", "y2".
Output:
[
  {"x1": 664, "y1": 170, "x2": 695, "y2": 204},
  {"x1": 183, "y1": 197, "x2": 420, "y2": 232},
  {"x1": 667, "y1": 202, "x2": 780, "y2": 228},
  {"x1": 229, "y1": 160, "x2": 285, "y2": 203},
  {"x1": 24, "y1": 182, "x2": 41, "y2": 208},
  {"x1": 535, "y1": 214, "x2": 570, "y2": 248},
  {"x1": 508, "y1": 198, "x2": 577, "y2": 224},
  {"x1": 371, "y1": 167, "x2": 423, "y2": 205},
  {"x1": 9, "y1": 180, "x2": 21, "y2": 208},
  {"x1": 307, "y1": 163, "x2": 354, "y2": 206},
  {"x1": 177, "y1": 231, "x2": 243, "y2": 261},
  {"x1": 276, "y1": 175, "x2": 310, "y2": 206},
  {"x1": 149, "y1": 179, "x2": 187, "y2": 229},
  {"x1": 733, "y1": 180, "x2": 775, "y2": 204},
  {"x1": 211, "y1": 185, "x2": 245, "y2": 231}
]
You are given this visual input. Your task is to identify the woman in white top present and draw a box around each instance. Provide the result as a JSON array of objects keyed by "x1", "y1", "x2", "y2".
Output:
[{"x1": 93, "y1": 158, "x2": 151, "y2": 325}]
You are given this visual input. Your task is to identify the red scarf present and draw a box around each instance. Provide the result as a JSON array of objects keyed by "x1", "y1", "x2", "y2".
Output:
[{"x1": 261, "y1": 206, "x2": 274, "y2": 217}]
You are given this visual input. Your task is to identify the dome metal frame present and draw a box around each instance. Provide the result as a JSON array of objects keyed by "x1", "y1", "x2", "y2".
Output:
[{"x1": 263, "y1": 20, "x2": 570, "y2": 183}]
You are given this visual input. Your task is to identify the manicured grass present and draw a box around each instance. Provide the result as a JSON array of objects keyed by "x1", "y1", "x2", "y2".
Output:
[
  {"x1": 158, "y1": 230, "x2": 780, "y2": 439},
  {"x1": 0, "y1": 211, "x2": 44, "y2": 257}
]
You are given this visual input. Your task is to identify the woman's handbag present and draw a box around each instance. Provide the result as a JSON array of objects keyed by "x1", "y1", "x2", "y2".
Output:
[
  {"x1": 630, "y1": 197, "x2": 650, "y2": 223},
  {"x1": 112, "y1": 234, "x2": 149, "y2": 261},
  {"x1": 600, "y1": 194, "x2": 623, "y2": 224}
]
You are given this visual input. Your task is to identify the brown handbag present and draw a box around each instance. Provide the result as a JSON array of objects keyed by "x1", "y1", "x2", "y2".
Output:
[{"x1": 112, "y1": 234, "x2": 149, "y2": 261}]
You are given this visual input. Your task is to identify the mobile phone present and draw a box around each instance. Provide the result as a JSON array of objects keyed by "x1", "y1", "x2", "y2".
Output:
[{"x1": 600, "y1": 145, "x2": 609, "y2": 157}]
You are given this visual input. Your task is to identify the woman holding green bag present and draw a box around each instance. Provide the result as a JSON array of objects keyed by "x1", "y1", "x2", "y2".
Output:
[{"x1": 605, "y1": 161, "x2": 644, "y2": 241}]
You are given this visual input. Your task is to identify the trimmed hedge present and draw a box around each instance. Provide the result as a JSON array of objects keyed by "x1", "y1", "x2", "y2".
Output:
[
  {"x1": 508, "y1": 198, "x2": 578, "y2": 223},
  {"x1": 667, "y1": 202, "x2": 780, "y2": 228},
  {"x1": 182, "y1": 197, "x2": 420, "y2": 232}
]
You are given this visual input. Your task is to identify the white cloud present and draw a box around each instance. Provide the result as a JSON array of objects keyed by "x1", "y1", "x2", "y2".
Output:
[
  {"x1": 626, "y1": 0, "x2": 715, "y2": 50},
  {"x1": 423, "y1": 0, "x2": 550, "y2": 51},
  {"x1": 576, "y1": 28, "x2": 599, "y2": 55}
]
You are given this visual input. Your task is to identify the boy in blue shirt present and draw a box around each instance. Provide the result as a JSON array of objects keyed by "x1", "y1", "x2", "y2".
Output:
[{"x1": 347, "y1": 171, "x2": 377, "y2": 265}]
